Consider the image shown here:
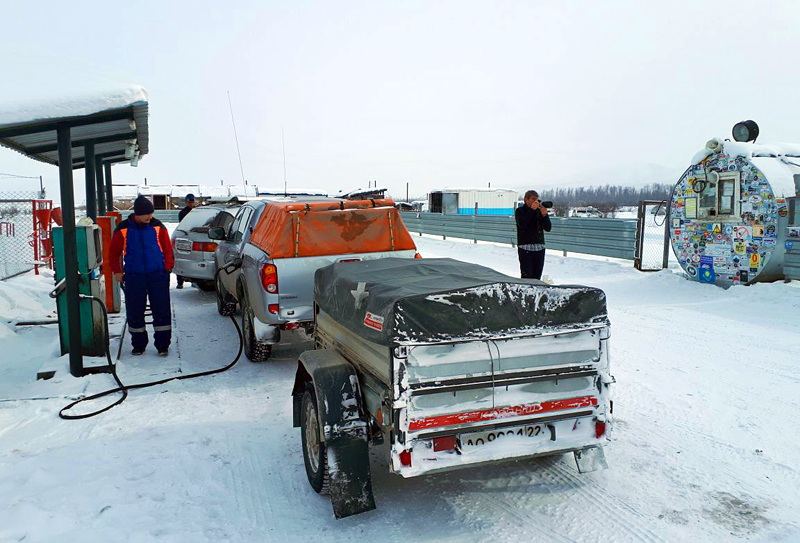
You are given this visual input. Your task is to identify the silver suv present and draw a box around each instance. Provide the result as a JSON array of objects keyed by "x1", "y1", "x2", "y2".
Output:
[{"x1": 209, "y1": 198, "x2": 418, "y2": 361}]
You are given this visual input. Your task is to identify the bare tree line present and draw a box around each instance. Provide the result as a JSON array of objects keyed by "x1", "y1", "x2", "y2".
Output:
[{"x1": 538, "y1": 183, "x2": 672, "y2": 216}]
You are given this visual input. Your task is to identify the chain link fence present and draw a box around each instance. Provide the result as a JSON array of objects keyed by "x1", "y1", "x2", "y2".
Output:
[
  {"x1": 634, "y1": 200, "x2": 670, "y2": 271},
  {"x1": 0, "y1": 191, "x2": 45, "y2": 280}
]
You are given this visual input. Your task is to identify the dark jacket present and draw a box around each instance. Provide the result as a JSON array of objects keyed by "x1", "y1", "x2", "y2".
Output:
[
  {"x1": 109, "y1": 215, "x2": 174, "y2": 274},
  {"x1": 515, "y1": 205, "x2": 552, "y2": 245},
  {"x1": 178, "y1": 206, "x2": 193, "y2": 222}
]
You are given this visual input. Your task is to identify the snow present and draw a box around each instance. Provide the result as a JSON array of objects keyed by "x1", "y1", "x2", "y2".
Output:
[
  {"x1": 1, "y1": 234, "x2": 800, "y2": 542},
  {"x1": 0, "y1": 85, "x2": 148, "y2": 127}
]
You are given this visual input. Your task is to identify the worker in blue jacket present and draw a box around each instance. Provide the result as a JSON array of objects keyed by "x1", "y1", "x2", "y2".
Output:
[{"x1": 109, "y1": 195, "x2": 175, "y2": 356}]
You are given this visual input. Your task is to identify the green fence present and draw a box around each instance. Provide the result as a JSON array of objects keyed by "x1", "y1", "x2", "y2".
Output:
[{"x1": 399, "y1": 212, "x2": 638, "y2": 260}]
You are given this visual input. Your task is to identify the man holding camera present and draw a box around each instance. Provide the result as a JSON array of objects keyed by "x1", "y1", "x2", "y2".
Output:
[{"x1": 515, "y1": 190, "x2": 552, "y2": 280}]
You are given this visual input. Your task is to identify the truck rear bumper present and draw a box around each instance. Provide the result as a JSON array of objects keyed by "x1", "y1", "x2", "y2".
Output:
[
  {"x1": 173, "y1": 258, "x2": 216, "y2": 281},
  {"x1": 390, "y1": 414, "x2": 608, "y2": 478}
]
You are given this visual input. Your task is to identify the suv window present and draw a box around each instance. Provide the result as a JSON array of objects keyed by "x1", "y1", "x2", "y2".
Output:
[
  {"x1": 211, "y1": 209, "x2": 236, "y2": 233},
  {"x1": 177, "y1": 208, "x2": 219, "y2": 232},
  {"x1": 229, "y1": 207, "x2": 253, "y2": 243}
]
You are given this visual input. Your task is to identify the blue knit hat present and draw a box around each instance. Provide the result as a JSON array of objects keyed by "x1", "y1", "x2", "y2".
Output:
[{"x1": 133, "y1": 195, "x2": 154, "y2": 215}]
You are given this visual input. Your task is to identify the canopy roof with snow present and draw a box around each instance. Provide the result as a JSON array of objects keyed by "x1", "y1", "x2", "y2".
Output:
[{"x1": 0, "y1": 86, "x2": 149, "y2": 169}]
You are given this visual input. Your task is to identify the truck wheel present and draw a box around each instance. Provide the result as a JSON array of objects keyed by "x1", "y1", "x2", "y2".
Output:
[
  {"x1": 216, "y1": 275, "x2": 237, "y2": 316},
  {"x1": 301, "y1": 386, "x2": 330, "y2": 494},
  {"x1": 242, "y1": 297, "x2": 272, "y2": 362}
]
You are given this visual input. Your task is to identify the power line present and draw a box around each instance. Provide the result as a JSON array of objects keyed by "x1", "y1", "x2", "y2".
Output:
[{"x1": 0, "y1": 172, "x2": 40, "y2": 179}]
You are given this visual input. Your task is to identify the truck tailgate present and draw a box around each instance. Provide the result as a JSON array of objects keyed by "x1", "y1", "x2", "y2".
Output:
[{"x1": 392, "y1": 326, "x2": 612, "y2": 476}]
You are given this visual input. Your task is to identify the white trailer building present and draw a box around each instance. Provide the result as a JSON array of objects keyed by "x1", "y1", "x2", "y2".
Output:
[{"x1": 428, "y1": 188, "x2": 519, "y2": 216}]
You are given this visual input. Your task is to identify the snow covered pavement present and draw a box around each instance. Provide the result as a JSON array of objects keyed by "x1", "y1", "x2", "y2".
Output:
[{"x1": 1, "y1": 235, "x2": 799, "y2": 542}]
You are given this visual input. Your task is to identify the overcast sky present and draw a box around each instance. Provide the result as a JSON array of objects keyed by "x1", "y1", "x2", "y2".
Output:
[{"x1": 2, "y1": 0, "x2": 799, "y2": 204}]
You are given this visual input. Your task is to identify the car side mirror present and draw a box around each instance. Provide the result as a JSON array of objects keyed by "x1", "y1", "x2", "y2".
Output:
[{"x1": 208, "y1": 226, "x2": 226, "y2": 240}]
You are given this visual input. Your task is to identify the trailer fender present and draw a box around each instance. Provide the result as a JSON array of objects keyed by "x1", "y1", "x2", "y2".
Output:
[{"x1": 292, "y1": 349, "x2": 376, "y2": 519}]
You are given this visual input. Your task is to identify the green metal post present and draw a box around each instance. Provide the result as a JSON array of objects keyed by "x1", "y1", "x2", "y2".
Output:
[
  {"x1": 85, "y1": 143, "x2": 96, "y2": 221},
  {"x1": 57, "y1": 123, "x2": 84, "y2": 377},
  {"x1": 95, "y1": 156, "x2": 106, "y2": 215},
  {"x1": 104, "y1": 163, "x2": 114, "y2": 212}
]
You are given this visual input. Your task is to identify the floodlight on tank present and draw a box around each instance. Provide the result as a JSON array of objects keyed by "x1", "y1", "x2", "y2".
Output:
[{"x1": 732, "y1": 120, "x2": 759, "y2": 143}]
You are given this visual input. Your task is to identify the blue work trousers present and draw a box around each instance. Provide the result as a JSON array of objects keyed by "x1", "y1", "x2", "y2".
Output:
[{"x1": 124, "y1": 270, "x2": 172, "y2": 351}]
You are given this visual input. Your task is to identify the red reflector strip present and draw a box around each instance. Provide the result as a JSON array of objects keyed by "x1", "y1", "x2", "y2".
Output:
[
  {"x1": 268, "y1": 304, "x2": 279, "y2": 314},
  {"x1": 399, "y1": 449, "x2": 412, "y2": 467},
  {"x1": 408, "y1": 396, "x2": 599, "y2": 432}
]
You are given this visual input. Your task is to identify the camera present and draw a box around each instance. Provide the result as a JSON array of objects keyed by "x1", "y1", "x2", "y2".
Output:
[{"x1": 541, "y1": 201, "x2": 553, "y2": 209}]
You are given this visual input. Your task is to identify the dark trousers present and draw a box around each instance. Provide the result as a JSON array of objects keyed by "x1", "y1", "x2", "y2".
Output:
[
  {"x1": 177, "y1": 275, "x2": 185, "y2": 287},
  {"x1": 518, "y1": 248, "x2": 546, "y2": 280},
  {"x1": 124, "y1": 270, "x2": 172, "y2": 351}
]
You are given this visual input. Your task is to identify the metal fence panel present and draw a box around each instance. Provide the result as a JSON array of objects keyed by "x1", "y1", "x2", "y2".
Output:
[
  {"x1": 633, "y1": 201, "x2": 669, "y2": 271},
  {"x1": 785, "y1": 250, "x2": 800, "y2": 281},
  {"x1": 399, "y1": 212, "x2": 638, "y2": 260},
  {"x1": 153, "y1": 210, "x2": 181, "y2": 223},
  {"x1": 0, "y1": 191, "x2": 44, "y2": 280}
]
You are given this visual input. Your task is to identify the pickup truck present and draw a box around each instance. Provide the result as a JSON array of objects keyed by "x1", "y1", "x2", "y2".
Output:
[
  {"x1": 209, "y1": 198, "x2": 419, "y2": 361},
  {"x1": 291, "y1": 257, "x2": 614, "y2": 518}
]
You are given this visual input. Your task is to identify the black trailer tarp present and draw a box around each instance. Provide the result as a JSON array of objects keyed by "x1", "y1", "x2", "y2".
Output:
[{"x1": 314, "y1": 258, "x2": 608, "y2": 345}]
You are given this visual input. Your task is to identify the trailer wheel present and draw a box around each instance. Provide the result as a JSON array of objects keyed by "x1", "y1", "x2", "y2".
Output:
[
  {"x1": 215, "y1": 275, "x2": 237, "y2": 316},
  {"x1": 242, "y1": 296, "x2": 272, "y2": 362},
  {"x1": 301, "y1": 386, "x2": 330, "y2": 494}
]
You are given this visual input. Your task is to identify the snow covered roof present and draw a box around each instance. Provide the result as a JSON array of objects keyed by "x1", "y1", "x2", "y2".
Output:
[
  {"x1": 692, "y1": 139, "x2": 800, "y2": 198},
  {"x1": 431, "y1": 187, "x2": 518, "y2": 194},
  {"x1": 258, "y1": 187, "x2": 328, "y2": 197},
  {"x1": 113, "y1": 185, "x2": 139, "y2": 198},
  {"x1": 0, "y1": 85, "x2": 149, "y2": 169},
  {"x1": 335, "y1": 187, "x2": 386, "y2": 198}
]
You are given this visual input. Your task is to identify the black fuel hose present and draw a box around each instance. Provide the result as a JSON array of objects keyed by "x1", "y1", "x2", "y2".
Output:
[{"x1": 59, "y1": 264, "x2": 244, "y2": 420}]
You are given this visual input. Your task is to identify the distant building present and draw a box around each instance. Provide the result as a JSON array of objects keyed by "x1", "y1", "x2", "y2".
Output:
[{"x1": 428, "y1": 188, "x2": 518, "y2": 215}]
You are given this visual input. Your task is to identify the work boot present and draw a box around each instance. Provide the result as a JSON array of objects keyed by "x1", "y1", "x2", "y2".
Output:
[
  {"x1": 158, "y1": 349, "x2": 169, "y2": 357},
  {"x1": 132, "y1": 348, "x2": 144, "y2": 356}
]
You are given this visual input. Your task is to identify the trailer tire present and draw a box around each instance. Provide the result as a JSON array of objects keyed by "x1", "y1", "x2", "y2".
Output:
[
  {"x1": 301, "y1": 386, "x2": 330, "y2": 495},
  {"x1": 242, "y1": 296, "x2": 272, "y2": 362},
  {"x1": 215, "y1": 275, "x2": 237, "y2": 316}
]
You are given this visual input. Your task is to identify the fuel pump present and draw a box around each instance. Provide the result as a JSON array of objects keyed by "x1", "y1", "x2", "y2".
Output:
[{"x1": 52, "y1": 223, "x2": 107, "y2": 357}]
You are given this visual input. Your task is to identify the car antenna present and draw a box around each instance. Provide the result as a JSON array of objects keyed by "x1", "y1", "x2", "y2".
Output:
[
  {"x1": 282, "y1": 127, "x2": 288, "y2": 197},
  {"x1": 227, "y1": 90, "x2": 247, "y2": 197}
]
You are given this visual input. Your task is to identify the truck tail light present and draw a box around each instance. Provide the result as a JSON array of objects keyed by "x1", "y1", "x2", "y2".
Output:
[
  {"x1": 399, "y1": 449, "x2": 412, "y2": 467},
  {"x1": 595, "y1": 421, "x2": 607, "y2": 439},
  {"x1": 283, "y1": 322, "x2": 299, "y2": 330},
  {"x1": 192, "y1": 242, "x2": 218, "y2": 252},
  {"x1": 268, "y1": 304, "x2": 279, "y2": 314},
  {"x1": 261, "y1": 264, "x2": 278, "y2": 293},
  {"x1": 414, "y1": 252, "x2": 422, "y2": 259},
  {"x1": 433, "y1": 435, "x2": 458, "y2": 452}
]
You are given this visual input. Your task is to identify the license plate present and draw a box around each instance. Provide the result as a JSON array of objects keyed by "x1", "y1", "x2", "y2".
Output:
[
  {"x1": 175, "y1": 239, "x2": 192, "y2": 253},
  {"x1": 460, "y1": 424, "x2": 545, "y2": 449}
]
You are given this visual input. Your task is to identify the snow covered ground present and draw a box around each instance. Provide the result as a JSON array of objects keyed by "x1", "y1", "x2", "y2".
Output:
[{"x1": 1, "y1": 234, "x2": 799, "y2": 543}]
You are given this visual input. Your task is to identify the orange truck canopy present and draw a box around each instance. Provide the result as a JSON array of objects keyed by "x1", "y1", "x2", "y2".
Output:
[{"x1": 249, "y1": 199, "x2": 417, "y2": 259}]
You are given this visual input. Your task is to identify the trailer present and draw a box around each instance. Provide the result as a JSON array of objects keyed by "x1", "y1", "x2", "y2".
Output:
[
  {"x1": 669, "y1": 125, "x2": 800, "y2": 286},
  {"x1": 428, "y1": 187, "x2": 518, "y2": 215},
  {"x1": 291, "y1": 258, "x2": 614, "y2": 518}
]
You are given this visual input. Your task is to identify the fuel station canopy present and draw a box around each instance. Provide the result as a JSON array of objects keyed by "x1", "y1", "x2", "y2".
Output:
[{"x1": 0, "y1": 86, "x2": 150, "y2": 377}]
